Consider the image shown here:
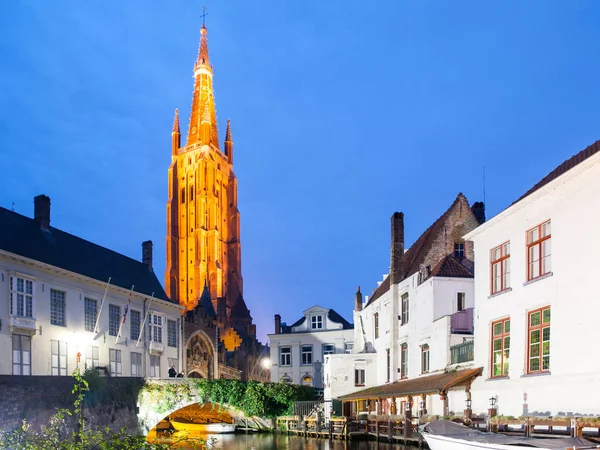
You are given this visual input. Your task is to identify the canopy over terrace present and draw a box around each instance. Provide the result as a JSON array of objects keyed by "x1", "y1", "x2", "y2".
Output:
[{"x1": 338, "y1": 367, "x2": 483, "y2": 417}]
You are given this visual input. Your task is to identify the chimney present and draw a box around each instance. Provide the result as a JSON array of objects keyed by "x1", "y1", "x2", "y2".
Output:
[
  {"x1": 390, "y1": 212, "x2": 405, "y2": 285},
  {"x1": 355, "y1": 286, "x2": 363, "y2": 312},
  {"x1": 142, "y1": 240, "x2": 153, "y2": 270},
  {"x1": 34, "y1": 195, "x2": 51, "y2": 230},
  {"x1": 274, "y1": 314, "x2": 281, "y2": 334},
  {"x1": 471, "y1": 202, "x2": 486, "y2": 225}
]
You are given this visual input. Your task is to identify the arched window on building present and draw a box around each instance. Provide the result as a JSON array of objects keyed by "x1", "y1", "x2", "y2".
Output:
[
  {"x1": 280, "y1": 375, "x2": 292, "y2": 383},
  {"x1": 301, "y1": 375, "x2": 313, "y2": 387}
]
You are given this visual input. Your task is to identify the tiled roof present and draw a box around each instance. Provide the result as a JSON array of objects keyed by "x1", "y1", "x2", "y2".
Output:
[
  {"x1": 513, "y1": 139, "x2": 600, "y2": 205},
  {"x1": 338, "y1": 367, "x2": 483, "y2": 401},
  {"x1": 0, "y1": 207, "x2": 170, "y2": 302},
  {"x1": 430, "y1": 255, "x2": 474, "y2": 278},
  {"x1": 368, "y1": 194, "x2": 466, "y2": 305}
]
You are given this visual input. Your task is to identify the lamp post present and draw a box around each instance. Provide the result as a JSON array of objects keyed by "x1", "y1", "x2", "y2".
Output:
[
  {"x1": 488, "y1": 396, "x2": 498, "y2": 420},
  {"x1": 464, "y1": 398, "x2": 472, "y2": 420}
]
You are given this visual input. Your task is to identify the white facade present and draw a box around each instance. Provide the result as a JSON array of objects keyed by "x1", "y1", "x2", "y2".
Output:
[
  {"x1": 466, "y1": 147, "x2": 600, "y2": 417},
  {"x1": 268, "y1": 305, "x2": 354, "y2": 388},
  {"x1": 0, "y1": 251, "x2": 183, "y2": 378}
]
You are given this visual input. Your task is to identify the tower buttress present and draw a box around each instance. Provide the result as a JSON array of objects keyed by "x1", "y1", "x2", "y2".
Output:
[
  {"x1": 225, "y1": 119, "x2": 233, "y2": 164},
  {"x1": 172, "y1": 109, "x2": 181, "y2": 155}
]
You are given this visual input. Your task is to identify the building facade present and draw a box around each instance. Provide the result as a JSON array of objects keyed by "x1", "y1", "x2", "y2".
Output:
[
  {"x1": 165, "y1": 22, "x2": 266, "y2": 381},
  {"x1": 326, "y1": 194, "x2": 485, "y2": 417},
  {"x1": 268, "y1": 306, "x2": 354, "y2": 388},
  {"x1": 466, "y1": 140, "x2": 600, "y2": 417},
  {"x1": 0, "y1": 196, "x2": 183, "y2": 377}
]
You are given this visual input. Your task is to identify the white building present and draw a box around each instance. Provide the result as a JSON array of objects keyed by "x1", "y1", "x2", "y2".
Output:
[
  {"x1": 327, "y1": 194, "x2": 485, "y2": 418},
  {"x1": 268, "y1": 305, "x2": 354, "y2": 388},
  {"x1": 465, "y1": 140, "x2": 600, "y2": 418},
  {"x1": 0, "y1": 195, "x2": 183, "y2": 378}
]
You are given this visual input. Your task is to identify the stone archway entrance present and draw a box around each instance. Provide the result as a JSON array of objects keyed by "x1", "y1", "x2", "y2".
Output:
[{"x1": 186, "y1": 330, "x2": 217, "y2": 379}]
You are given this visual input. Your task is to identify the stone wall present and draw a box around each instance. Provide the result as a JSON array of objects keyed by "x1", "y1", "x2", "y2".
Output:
[{"x1": 0, "y1": 375, "x2": 143, "y2": 434}]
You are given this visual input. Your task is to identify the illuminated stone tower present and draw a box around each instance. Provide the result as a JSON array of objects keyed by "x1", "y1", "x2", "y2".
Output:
[{"x1": 165, "y1": 23, "x2": 249, "y2": 328}]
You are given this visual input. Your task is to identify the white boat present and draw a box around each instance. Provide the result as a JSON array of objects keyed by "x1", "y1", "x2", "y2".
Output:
[
  {"x1": 421, "y1": 420, "x2": 598, "y2": 450},
  {"x1": 169, "y1": 419, "x2": 237, "y2": 434}
]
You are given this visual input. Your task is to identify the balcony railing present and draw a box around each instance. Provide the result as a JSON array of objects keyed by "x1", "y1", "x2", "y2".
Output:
[
  {"x1": 450, "y1": 340, "x2": 474, "y2": 364},
  {"x1": 450, "y1": 307, "x2": 474, "y2": 334}
]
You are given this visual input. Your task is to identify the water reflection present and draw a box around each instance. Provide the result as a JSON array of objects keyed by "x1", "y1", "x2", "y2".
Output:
[{"x1": 175, "y1": 432, "x2": 410, "y2": 450}]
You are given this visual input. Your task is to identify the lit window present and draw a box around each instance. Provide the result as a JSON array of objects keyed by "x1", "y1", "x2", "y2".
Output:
[
  {"x1": 491, "y1": 242, "x2": 511, "y2": 294},
  {"x1": 301, "y1": 375, "x2": 313, "y2": 387},
  {"x1": 491, "y1": 318, "x2": 510, "y2": 377},
  {"x1": 528, "y1": 307, "x2": 550, "y2": 373},
  {"x1": 280, "y1": 347, "x2": 291, "y2": 366},
  {"x1": 311, "y1": 315, "x2": 323, "y2": 330},
  {"x1": 400, "y1": 343, "x2": 408, "y2": 379},
  {"x1": 457, "y1": 292, "x2": 466, "y2": 312},
  {"x1": 527, "y1": 221, "x2": 551, "y2": 281},
  {"x1": 50, "y1": 289, "x2": 66, "y2": 326},
  {"x1": 401, "y1": 294, "x2": 409, "y2": 325},
  {"x1": 301, "y1": 345, "x2": 312, "y2": 365},
  {"x1": 374, "y1": 313, "x2": 379, "y2": 339},
  {"x1": 10, "y1": 276, "x2": 34, "y2": 318},
  {"x1": 421, "y1": 344, "x2": 430, "y2": 374}
]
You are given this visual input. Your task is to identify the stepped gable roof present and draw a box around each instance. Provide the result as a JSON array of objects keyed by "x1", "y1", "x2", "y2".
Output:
[
  {"x1": 368, "y1": 194, "x2": 466, "y2": 306},
  {"x1": 0, "y1": 206, "x2": 170, "y2": 302},
  {"x1": 339, "y1": 367, "x2": 483, "y2": 401},
  {"x1": 513, "y1": 139, "x2": 600, "y2": 206},
  {"x1": 430, "y1": 255, "x2": 474, "y2": 279}
]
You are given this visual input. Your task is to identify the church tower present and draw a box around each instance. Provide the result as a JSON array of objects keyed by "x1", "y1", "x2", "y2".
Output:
[{"x1": 165, "y1": 23, "x2": 250, "y2": 329}]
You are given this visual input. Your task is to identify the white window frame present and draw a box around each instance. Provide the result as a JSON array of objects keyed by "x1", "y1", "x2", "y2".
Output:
[
  {"x1": 84, "y1": 297, "x2": 98, "y2": 332},
  {"x1": 130, "y1": 310, "x2": 141, "y2": 341},
  {"x1": 12, "y1": 334, "x2": 31, "y2": 375},
  {"x1": 109, "y1": 348, "x2": 122, "y2": 376},
  {"x1": 51, "y1": 340, "x2": 68, "y2": 376},
  {"x1": 280, "y1": 347, "x2": 291, "y2": 366},
  {"x1": 10, "y1": 275, "x2": 35, "y2": 318},
  {"x1": 131, "y1": 352, "x2": 142, "y2": 377},
  {"x1": 149, "y1": 354, "x2": 161, "y2": 378},
  {"x1": 301, "y1": 345, "x2": 312, "y2": 365},
  {"x1": 167, "y1": 319, "x2": 177, "y2": 348},
  {"x1": 108, "y1": 304, "x2": 120, "y2": 336},
  {"x1": 401, "y1": 293, "x2": 409, "y2": 325},
  {"x1": 149, "y1": 312, "x2": 163, "y2": 343},
  {"x1": 354, "y1": 363, "x2": 366, "y2": 387},
  {"x1": 421, "y1": 344, "x2": 430, "y2": 374},
  {"x1": 86, "y1": 345, "x2": 99, "y2": 370},
  {"x1": 50, "y1": 289, "x2": 66, "y2": 326},
  {"x1": 344, "y1": 342, "x2": 354, "y2": 354},
  {"x1": 311, "y1": 315, "x2": 323, "y2": 330},
  {"x1": 322, "y1": 343, "x2": 335, "y2": 358},
  {"x1": 457, "y1": 292, "x2": 466, "y2": 312}
]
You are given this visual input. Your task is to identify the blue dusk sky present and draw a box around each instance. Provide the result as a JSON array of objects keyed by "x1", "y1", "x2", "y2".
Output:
[{"x1": 1, "y1": 1, "x2": 600, "y2": 342}]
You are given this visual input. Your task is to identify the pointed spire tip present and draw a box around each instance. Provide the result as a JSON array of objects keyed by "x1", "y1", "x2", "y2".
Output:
[{"x1": 172, "y1": 108, "x2": 180, "y2": 133}]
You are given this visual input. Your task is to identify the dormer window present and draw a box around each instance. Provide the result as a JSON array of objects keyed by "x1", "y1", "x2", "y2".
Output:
[{"x1": 311, "y1": 315, "x2": 323, "y2": 330}]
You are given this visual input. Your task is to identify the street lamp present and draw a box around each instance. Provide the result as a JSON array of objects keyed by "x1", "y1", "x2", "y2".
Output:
[
  {"x1": 489, "y1": 396, "x2": 497, "y2": 407},
  {"x1": 465, "y1": 399, "x2": 472, "y2": 409}
]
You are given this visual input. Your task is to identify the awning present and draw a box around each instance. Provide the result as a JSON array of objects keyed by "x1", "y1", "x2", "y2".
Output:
[{"x1": 338, "y1": 367, "x2": 483, "y2": 401}]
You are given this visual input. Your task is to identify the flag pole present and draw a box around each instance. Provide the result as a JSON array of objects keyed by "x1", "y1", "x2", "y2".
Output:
[
  {"x1": 94, "y1": 277, "x2": 111, "y2": 334},
  {"x1": 115, "y1": 285, "x2": 134, "y2": 344},
  {"x1": 136, "y1": 292, "x2": 155, "y2": 348}
]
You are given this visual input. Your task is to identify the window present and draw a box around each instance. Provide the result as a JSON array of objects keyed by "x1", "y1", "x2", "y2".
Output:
[
  {"x1": 109, "y1": 349, "x2": 122, "y2": 376},
  {"x1": 311, "y1": 315, "x2": 323, "y2": 330},
  {"x1": 527, "y1": 221, "x2": 551, "y2": 281},
  {"x1": 280, "y1": 375, "x2": 292, "y2": 383},
  {"x1": 344, "y1": 342, "x2": 354, "y2": 354},
  {"x1": 386, "y1": 348, "x2": 391, "y2": 382},
  {"x1": 528, "y1": 307, "x2": 551, "y2": 373},
  {"x1": 51, "y1": 340, "x2": 67, "y2": 375},
  {"x1": 167, "y1": 320, "x2": 177, "y2": 348},
  {"x1": 10, "y1": 276, "x2": 34, "y2": 317},
  {"x1": 454, "y1": 242, "x2": 464, "y2": 258},
  {"x1": 301, "y1": 345, "x2": 312, "y2": 365},
  {"x1": 400, "y1": 343, "x2": 408, "y2": 379},
  {"x1": 421, "y1": 344, "x2": 430, "y2": 374},
  {"x1": 301, "y1": 376, "x2": 313, "y2": 387},
  {"x1": 280, "y1": 347, "x2": 291, "y2": 366},
  {"x1": 131, "y1": 352, "x2": 142, "y2": 377},
  {"x1": 86, "y1": 346, "x2": 99, "y2": 369},
  {"x1": 354, "y1": 368, "x2": 365, "y2": 386},
  {"x1": 149, "y1": 355, "x2": 161, "y2": 378},
  {"x1": 323, "y1": 344, "x2": 335, "y2": 357},
  {"x1": 457, "y1": 292, "x2": 466, "y2": 312},
  {"x1": 149, "y1": 313, "x2": 162, "y2": 343},
  {"x1": 12, "y1": 334, "x2": 31, "y2": 375},
  {"x1": 491, "y1": 242, "x2": 511, "y2": 294},
  {"x1": 50, "y1": 289, "x2": 65, "y2": 326},
  {"x1": 401, "y1": 294, "x2": 409, "y2": 325},
  {"x1": 374, "y1": 313, "x2": 379, "y2": 339},
  {"x1": 109, "y1": 304, "x2": 120, "y2": 336},
  {"x1": 491, "y1": 318, "x2": 510, "y2": 377},
  {"x1": 84, "y1": 297, "x2": 98, "y2": 332},
  {"x1": 130, "y1": 310, "x2": 141, "y2": 341},
  {"x1": 181, "y1": 188, "x2": 186, "y2": 203}
]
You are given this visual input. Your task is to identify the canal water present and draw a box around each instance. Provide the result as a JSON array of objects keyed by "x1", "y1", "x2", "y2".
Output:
[{"x1": 171, "y1": 432, "x2": 412, "y2": 449}]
